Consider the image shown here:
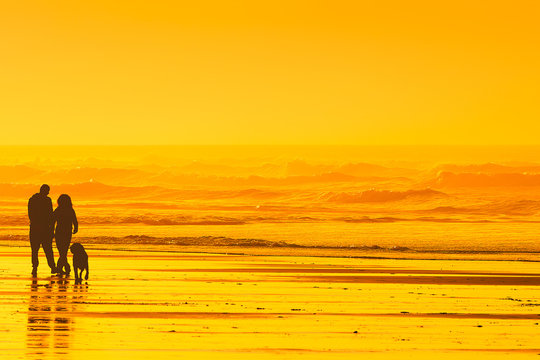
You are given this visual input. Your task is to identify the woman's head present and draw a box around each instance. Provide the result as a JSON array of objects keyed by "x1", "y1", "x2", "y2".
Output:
[{"x1": 57, "y1": 194, "x2": 72, "y2": 208}]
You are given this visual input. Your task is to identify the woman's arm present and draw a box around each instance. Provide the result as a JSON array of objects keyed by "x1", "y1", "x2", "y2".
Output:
[{"x1": 73, "y1": 209, "x2": 78, "y2": 234}]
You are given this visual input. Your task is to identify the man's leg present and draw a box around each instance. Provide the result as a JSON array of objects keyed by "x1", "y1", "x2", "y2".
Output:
[{"x1": 29, "y1": 229, "x2": 40, "y2": 274}]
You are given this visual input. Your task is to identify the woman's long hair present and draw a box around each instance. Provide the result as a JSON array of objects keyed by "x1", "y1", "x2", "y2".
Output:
[{"x1": 57, "y1": 194, "x2": 73, "y2": 209}]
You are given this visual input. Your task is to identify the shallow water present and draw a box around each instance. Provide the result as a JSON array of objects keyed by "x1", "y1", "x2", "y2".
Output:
[{"x1": 2, "y1": 219, "x2": 540, "y2": 261}]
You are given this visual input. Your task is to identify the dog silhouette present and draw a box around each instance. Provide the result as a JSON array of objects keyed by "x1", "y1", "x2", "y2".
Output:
[{"x1": 70, "y1": 243, "x2": 89, "y2": 283}]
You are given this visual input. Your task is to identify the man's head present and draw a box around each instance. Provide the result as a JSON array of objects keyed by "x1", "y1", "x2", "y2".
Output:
[{"x1": 39, "y1": 184, "x2": 50, "y2": 196}]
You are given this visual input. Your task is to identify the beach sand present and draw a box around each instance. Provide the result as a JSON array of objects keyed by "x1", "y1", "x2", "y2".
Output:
[{"x1": 0, "y1": 246, "x2": 539, "y2": 359}]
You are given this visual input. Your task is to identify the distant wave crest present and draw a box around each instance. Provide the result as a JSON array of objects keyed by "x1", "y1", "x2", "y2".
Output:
[
  {"x1": 435, "y1": 172, "x2": 540, "y2": 187},
  {"x1": 322, "y1": 188, "x2": 446, "y2": 203}
]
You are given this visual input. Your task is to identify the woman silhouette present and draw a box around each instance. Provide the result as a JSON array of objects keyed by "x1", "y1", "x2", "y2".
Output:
[{"x1": 53, "y1": 194, "x2": 78, "y2": 275}]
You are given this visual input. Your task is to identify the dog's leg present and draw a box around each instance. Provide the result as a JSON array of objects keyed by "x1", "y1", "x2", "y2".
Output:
[{"x1": 85, "y1": 264, "x2": 89, "y2": 280}]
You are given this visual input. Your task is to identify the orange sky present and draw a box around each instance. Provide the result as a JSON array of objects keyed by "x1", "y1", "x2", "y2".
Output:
[{"x1": 1, "y1": 1, "x2": 539, "y2": 145}]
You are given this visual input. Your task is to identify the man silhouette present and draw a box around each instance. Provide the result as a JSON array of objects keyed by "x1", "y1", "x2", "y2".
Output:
[{"x1": 28, "y1": 184, "x2": 56, "y2": 276}]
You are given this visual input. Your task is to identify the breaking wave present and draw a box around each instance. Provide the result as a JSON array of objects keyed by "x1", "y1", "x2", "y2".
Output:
[
  {"x1": 0, "y1": 234, "x2": 413, "y2": 251},
  {"x1": 2, "y1": 234, "x2": 539, "y2": 259},
  {"x1": 422, "y1": 200, "x2": 540, "y2": 216}
]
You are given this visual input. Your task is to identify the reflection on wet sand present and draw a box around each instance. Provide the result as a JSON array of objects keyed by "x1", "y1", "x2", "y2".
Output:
[
  {"x1": 2, "y1": 247, "x2": 535, "y2": 359},
  {"x1": 26, "y1": 277, "x2": 88, "y2": 358}
]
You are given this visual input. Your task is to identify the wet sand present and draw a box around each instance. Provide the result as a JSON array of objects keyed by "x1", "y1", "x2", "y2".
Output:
[{"x1": 0, "y1": 246, "x2": 539, "y2": 359}]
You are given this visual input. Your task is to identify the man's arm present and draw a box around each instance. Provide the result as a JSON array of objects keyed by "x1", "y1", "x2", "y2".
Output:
[
  {"x1": 28, "y1": 197, "x2": 34, "y2": 223},
  {"x1": 52, "y1": 210, "x2": 57, "y2": 236},
  {"x1": 47, "y1": 198, "x2": 54, "y2": 235}
]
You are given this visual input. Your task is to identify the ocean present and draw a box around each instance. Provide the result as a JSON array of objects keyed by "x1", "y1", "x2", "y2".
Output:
[{"x1": 1, "y1": 145, "x2": 540, "y2": 261}]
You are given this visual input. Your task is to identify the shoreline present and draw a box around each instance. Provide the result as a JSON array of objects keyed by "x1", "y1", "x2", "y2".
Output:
[{"x1": 2, "y1": 241, "x2": 540, "y2": 263}]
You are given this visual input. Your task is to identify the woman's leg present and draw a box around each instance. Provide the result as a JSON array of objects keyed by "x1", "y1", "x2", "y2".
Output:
[
  {"x1": 60, "y1": 234, "x2": 72, "y2": 274},
  {"x1": 55, "y1": 237, "x2": 63, "y2": 272},
  {"x1": 56, "y1": 235, "x2": 69, "y2": 274},
  {"x1": 64, "y1": 240, "x2": 71, "y2": 273},
  {"x1": 64, "y1": 234, "x2": 72, "y2": 273}
]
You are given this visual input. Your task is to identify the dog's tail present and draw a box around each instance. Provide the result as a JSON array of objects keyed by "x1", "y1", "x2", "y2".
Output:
[{"x1": 85, "y1": 265, "x2": 89, "y2": 280}]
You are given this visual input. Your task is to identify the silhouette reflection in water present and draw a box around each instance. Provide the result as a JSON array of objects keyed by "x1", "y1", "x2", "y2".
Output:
[{"x1": 26, "y1": 278, "x2": 88, "y2": 357}]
